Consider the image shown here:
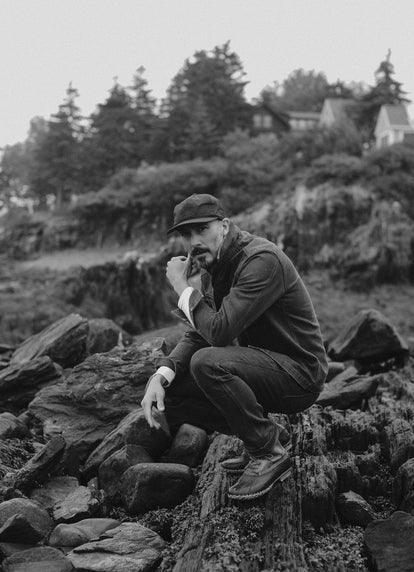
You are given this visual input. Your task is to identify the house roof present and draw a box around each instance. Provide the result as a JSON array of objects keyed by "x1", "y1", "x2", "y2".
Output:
[
  {"x1": 323, "y1": 98, "x2": 357, "y2": 121},
  {"x1": 382, "y1": 104, "x2": 411, "y2": 127}
]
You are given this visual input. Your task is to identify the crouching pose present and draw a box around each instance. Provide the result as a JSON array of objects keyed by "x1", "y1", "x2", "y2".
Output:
[{"x1": 141, "y1": 193, "x2": 327, "y2": 500}]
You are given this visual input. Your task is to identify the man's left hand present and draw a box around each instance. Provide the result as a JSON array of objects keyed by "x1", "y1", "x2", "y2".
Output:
[{"x1": 166, "y1": 255, "x2": 190, "y2": 296}]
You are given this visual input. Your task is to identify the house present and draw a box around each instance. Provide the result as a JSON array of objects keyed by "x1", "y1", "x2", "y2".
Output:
[
  {"x1": 374, "y1": 104, "x2": 414, "y2": 148},
  {"x1": 251, "y1": 102, "x2": 290, "y2": 135},
  {"x1": 288, "y1": 111, "x2": 320, "y2": 131},
  {"x1": 319, "y1": 98, "x2": 358, "y2": 127}
]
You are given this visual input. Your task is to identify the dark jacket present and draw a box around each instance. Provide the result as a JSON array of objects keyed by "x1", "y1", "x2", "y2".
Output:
[{"x1": 159, "y1": 223, "x2": 328, "y2": 392}]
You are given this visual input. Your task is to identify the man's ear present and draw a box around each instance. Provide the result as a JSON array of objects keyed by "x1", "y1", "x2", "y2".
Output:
[{"x1": 222, "y1": 218, "x2": 230, "y2": 237}]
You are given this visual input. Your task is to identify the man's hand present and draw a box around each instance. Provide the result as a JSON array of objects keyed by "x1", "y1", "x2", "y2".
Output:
[
  {"x1": 141, "y1": 374, "x2": 166, "y2": 429},
  {"x1": 166, "y1": 255, "x2": 191, "y2": 296}
]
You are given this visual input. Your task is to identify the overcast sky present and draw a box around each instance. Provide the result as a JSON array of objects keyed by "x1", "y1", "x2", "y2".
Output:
[{"x1": 1, "y1": 0, "x2": 413, "y2": 148}]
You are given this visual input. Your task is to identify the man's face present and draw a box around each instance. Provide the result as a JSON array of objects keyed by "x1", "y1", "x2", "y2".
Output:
[{"x1": 179, "y1": 219, "x2": 229, "y2": 270}]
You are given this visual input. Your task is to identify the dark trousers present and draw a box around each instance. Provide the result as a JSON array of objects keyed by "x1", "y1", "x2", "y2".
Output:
[{"x1": 164, "y1": 346, "x2": 319, "y2": 456}]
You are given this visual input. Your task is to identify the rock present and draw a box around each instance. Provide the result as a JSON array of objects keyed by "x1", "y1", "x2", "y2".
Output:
[
  {"x1": 2, "y1": 546, "x2": 73, "y2": 572},
  {"x1": 98, "y1": 445, "x2": 153, "y2": 503},
  {"x1": 84, "y1": 408, "x2": 170, "y2": 478},
  {"x1": 365, "y1": 511, "x2": 414, "y2": 572},
  {"x1": 52, "y1": 486, "x2": 100, "y2": 524},
  {"x1": 337, "y1": 490, "x2": 377, "y2": 527},
  {"x1": 29, "y1": 339, "x2": 167, "y2": 466},
  {"x1": 328, "y1": 309, "x2": 409, "y2": 369},
  {"x1": 67, "y1": 522, "x2": 165, "y2": 572},
  {"x1": 166, "y1": 423, "x2": 208, "y2": 467},
  {"x1": 86, "y1": 318, "x2": 132, "y2": 355},
  {"x1": 394, "y1": 458, "x2": 414, "y2": 512},
  {"x1": 8, "y1": 436, "x2": 66, "y2": 494},
  {"x1": 407, "y1": 336, "x2": 414, "y2": 356},
  {"x1": 0, "y1": 357, "x2": 62, "y2": 413},
  {"x1": 0, "y1": 413, "x2": 29, "y2": 439},
  {"x1": 0, "y1": 498, "x2": 53, "y2": 543},
  {"x1": 0, "y1": 542, "x2": 37, "y2": 559},
  {"x1": 317, "y1": 366, "x2": 379, "y2": 409},
  {"x1": 384, "y1": 419, "x2": 414, "y2": 472},
  {"x1": 326, "y1": 361, "x2": 346, "y2": 382},
  {"x1": 11, "y1": 314, "x2": 89, "y2": 368},
  {"x1": 324, "y1": 408, "x2": 379, "y2": 452},
  {"x1": 49, "y1": 518, "x2": 119, "y2": 548},
  {"x1": 30, "y1": 476, "x2": 80, "y2": 511},
  {"x1": 120, "y1": 462, "x2": 194, "y2": 514}
]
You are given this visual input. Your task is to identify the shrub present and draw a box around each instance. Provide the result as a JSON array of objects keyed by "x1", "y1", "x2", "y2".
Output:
[{"x1": 305, "y1": 154, "x2": 364, "y2": 188}]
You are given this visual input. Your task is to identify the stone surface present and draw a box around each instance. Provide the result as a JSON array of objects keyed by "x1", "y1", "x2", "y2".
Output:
[
  {"x1": 365, "y1": 511, "x2": 414, "y2": 572},
  {"x1": 67, "y1": 522, "x2": 165, "y2": 572},
  {"x1": 0, "y1": 413, "x2": 29, "y2": 439},
  {"x1": 394, "y1": 458, "x2": 414, "y2": 512},
  {"x1": 30, "y1": 476, "x2": 80, "y2": 511},
  {"x1": 86, "y1": 318, "x2": 132, "y2": 355},
  {"x1": 384, "y1": 419, "x2": 414, "y2": 472},
  {"x1": 337, "y1": 490, "x2": 377, "y2": 527},
  {"x1": 328, "y1": 308, "x2": 409, "y2": 367},
  {"x1": 28, "y1": 340, "x2": 167, "y2": 466},
  {"x1": 166, "y1": 423, "x2": 208, "y2": 467},
  {"x1": 11, "y1": 313, "x2": 89, "y2": 368},
  {"x1": 7, "y1": 436, "x2": 66, "y2": 494},
  {"x1": 49, "y1": 518, "x2": 119, "y2": 548},
  {"x1": 317, "y1": 366, "x2": 379, "y2": 409},
  {"x1": 84, "y1": 407, "x2": 170, "y2": 478},
  {"x1": 2, "y1": 546, "x2": 73, "y2": 572},
  {"x1": 0, "y1": 498, "x2": 53, "y2": 543},
  {"x1": 52, "y1": 486, "x2": 100, "y2": 524},
  {"x1": 98, "y1": 445, "x2": 153, "y2": 503},
  {"x1": 326, "y1": 361, "x2": 346, "y2": 382},
  {"x1": 0, "y1": 357, "x2": 62, "y2": 413},
  {"x1": 120, "y1": 462, "x2": 195, "y2": 514}
]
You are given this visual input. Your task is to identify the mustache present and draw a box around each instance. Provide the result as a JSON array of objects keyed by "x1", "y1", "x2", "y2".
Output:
[{"x1": 190, "y1": 247, "x2": 209, "y2": 257}]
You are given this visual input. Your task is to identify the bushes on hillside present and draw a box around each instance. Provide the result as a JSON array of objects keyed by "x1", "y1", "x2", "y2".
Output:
[{"x1": 73, "y1": 158, "x2": 228, "y2": 241}]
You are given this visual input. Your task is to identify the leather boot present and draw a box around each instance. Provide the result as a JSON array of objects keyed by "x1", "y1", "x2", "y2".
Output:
[
  {"x1": 221, "y1": 424, "x2": 292, "y2": 474},
  {"x1": 227, "y1": 440, "x2": 292, "y2": 500}
]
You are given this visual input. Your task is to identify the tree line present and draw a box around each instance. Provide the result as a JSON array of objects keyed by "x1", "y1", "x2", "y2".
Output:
[{"x1": 0, "y1": 43, "x2": 409, "y2": 211}]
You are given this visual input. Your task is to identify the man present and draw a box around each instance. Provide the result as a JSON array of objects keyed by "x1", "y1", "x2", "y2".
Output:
[{"x1": 141, "y1": 193, "x2": 327, "y2": 500}]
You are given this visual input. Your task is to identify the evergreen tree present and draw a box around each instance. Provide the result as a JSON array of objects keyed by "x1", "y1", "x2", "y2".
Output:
[
  {"x1": 158, "y1": 42, "x2": 251, "y2": 161},
  {"x1": 357, "y1": 51, "x2": 411, "y2": 139},
  {"x1": 29, "y1": 85, "x2": 83, "y2": 209},
  {"x1": 82, "y1": 71, "x2": 157, "y2": 190}
]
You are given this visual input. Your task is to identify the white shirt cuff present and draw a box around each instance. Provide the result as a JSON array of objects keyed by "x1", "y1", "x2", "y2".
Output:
[
  {"x1": 155, "y1": 366, "x2": 175, "y2": 386},
  {"x1": 178, "y1": 286, "x2": 195, "y2": 328}
]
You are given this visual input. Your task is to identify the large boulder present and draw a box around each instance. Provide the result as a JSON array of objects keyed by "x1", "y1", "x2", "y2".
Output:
[
  {"x1": 84, "y1": 408, "x2": 170, "y2": 478},
  {"x1": 49, "y1": 518, "x2": 119, "y2": 548},
  {"x1": 328, "y1": 309, "x2": 409, "y2": 369},
  {"x1": 30, "y1": 476, "x2": 80, "y2": 511},
  {"x1": 67, "y1": 522, "x2": 165, "y2": 572},
  {"x1": 317, "y1": 367, "x2": 379, "y2": 409},
  {"x1": 28, "y1": 339, "x2": 167, "y2": 465},
  {"x1": 120, "y1": 463, "x2": 195, "y2": 514},
  {"x1": 11, "y1": 314, "x2": 89, "y2": 368},
  {"x1": 0, "y1": 357, "x2": 62, "y2": 413},
  {"x1": 98, "y1": 445, "x2": 153, "y2": 503},
  {"x1": 394, "y1": 458, "x2": 414, "y2": 512},
  {"x1": 1, "y1": 546, "x2": 74, "y2": 572},
  {"x1": 52, "y1": 486, "x2": 100, "y2": 524},
  {"x1": 365, "y1": 511, "x2": 414, "y2": 572},
  {"x1": 86, "y1": 318, "x2": 132, "y2": 355},
  {"x1": 0, "y1": 498, "x2": 53, "y2": 543},
  {"x1": 336, "y1": 490, "x2": 377, "y2": 527},
  {"x1": 166, "y1": 423, "x2": 208, "y2": 467}
]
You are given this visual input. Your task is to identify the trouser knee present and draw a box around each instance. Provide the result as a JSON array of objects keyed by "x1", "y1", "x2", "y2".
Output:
[{"x1": 190, "y1": 347, "x2": 217, "y2": 389}]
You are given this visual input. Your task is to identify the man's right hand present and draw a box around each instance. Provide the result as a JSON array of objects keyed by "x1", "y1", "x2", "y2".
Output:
[{"x1": 141, "y1": 374, "x2": 166, "y2": 429}]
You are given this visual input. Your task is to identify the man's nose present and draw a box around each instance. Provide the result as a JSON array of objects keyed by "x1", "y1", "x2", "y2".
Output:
[{"x1": 189, "y1": 232, "x2": 202, "y2": 247}]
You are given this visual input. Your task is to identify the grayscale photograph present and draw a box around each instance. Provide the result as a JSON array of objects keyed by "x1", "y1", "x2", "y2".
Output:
[{"x1": 1, "y1": 1, "x2": 414, "y2": 570}]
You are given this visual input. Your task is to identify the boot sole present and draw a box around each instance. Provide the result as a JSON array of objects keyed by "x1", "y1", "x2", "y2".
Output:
[
  {"x1": 227, "y1": 467, "x2": 292, "y2": 500},
  {"x1": 221, "y1": 442, "x2": 292, "y2": 475}
]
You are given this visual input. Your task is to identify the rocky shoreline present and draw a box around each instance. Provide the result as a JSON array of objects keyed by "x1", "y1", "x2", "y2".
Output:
[{"x1": 1, "y1": 310, "x2": 414, "y2": 571}]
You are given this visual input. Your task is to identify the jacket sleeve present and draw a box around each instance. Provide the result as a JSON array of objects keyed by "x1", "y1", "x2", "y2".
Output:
[{"x1": 188, "y1": 252, "x2": 288, "y2": 346}]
